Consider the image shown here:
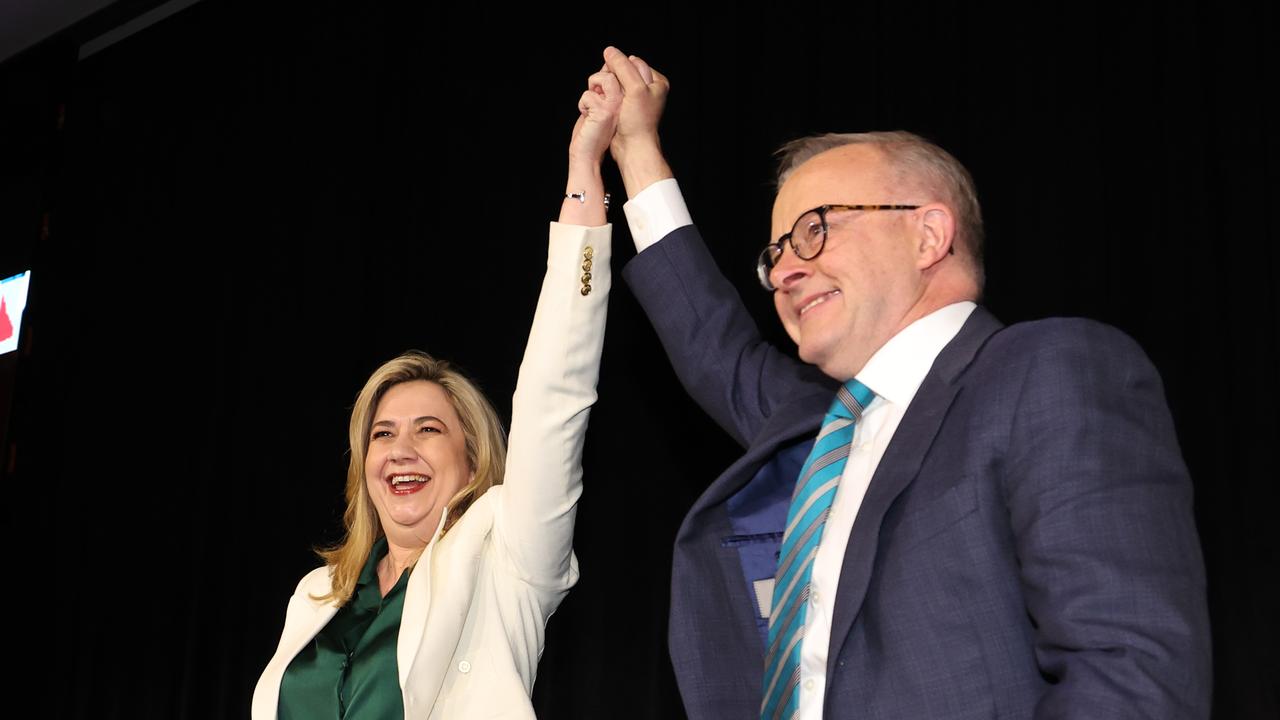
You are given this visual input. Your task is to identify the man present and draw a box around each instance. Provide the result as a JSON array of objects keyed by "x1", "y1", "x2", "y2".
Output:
[{"x1": 599, "y1": 47, "x2": 1211, "y2": 719}]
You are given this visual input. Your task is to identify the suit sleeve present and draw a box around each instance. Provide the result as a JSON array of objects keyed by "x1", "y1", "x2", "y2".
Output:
[
  {"x1": 1003, "y1": 321, "x2": 1211, "y2": 719},
  {"x1": 492, "y1": 222, "x2": 610, "y2": 588},
  {"x1": 622, "y1": 225, "x2": 830, "y2": 448}
]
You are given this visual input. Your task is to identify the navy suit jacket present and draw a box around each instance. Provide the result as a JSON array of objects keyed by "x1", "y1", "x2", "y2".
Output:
[{"x1": 623, "y1": 225, "x2": 1211, "y2": 720}]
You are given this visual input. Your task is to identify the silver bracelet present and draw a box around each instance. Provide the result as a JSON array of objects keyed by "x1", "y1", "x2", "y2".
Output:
[{"x1": 565, "y1": 190, "x2": 611, "y2": 211}]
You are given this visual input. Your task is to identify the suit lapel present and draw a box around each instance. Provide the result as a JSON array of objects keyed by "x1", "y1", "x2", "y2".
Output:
[
  {"x1": 682, "y1": 383, "x2": 832, "y2": 608},
  {"x1": 398, "y1": 491, "x2": 491, "y2": 714},
  {"x1": 280, "y1": 575, "x2": 341, "y2": 660},
  {"x1": 825, "y1": 308, "x2": 1003, "y2": 677},
  {"x1": 252, "y1": 568, "x2": 340, "y2": 720},
  {"x1": 670, "y1": 386, "x2": 830, "y2": 712}
]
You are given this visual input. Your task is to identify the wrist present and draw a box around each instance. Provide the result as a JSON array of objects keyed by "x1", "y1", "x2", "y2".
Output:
[
  {"x1": 560, "y1": 170, "x2": 610, "y2": 227},
  {"x1": 565, "y1": 162, "x2": 605, "y2": 204},
  {"x1": 566, "y1": 153, "x2": 605, "y2": 178},
  {"x1": 615, "y1": 140, "x2": 673, "y2": 199},
  {"x1": 558, "y1": 190, "x2": 609, "y2": 226}
]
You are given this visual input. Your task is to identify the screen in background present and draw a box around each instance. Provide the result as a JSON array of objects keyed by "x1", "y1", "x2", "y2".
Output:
[{"x1": 0, "y1": 270, "x2": 32, "y2": 355}]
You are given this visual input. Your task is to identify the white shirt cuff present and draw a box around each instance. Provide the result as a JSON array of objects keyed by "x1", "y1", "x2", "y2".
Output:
[{"x1": 622, "y1": 178, "x2": 693, "y2": 252}]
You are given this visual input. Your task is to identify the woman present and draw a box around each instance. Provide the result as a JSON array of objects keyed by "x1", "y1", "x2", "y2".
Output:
[{"x1": 251, "y1": 68, "x2": 622, "y2": 719}]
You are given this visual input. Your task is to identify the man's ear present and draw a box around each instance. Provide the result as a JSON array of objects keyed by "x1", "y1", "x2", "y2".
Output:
[{"x1": 915, "y1": 203, "x2": 956, "y2": 270}]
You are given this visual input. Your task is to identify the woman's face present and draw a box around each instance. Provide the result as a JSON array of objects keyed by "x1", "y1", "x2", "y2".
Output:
[{"x1": 364, "y1": 380, "x2": 473, "y2": 548}]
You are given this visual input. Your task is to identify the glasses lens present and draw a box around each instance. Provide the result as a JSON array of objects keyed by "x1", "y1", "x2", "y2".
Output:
[{"x1": 792, "y1": 210, "x2": 825, "y2": 260}]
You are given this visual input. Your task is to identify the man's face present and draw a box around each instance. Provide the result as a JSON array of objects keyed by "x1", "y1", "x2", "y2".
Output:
[{"x1": 769, "y1": 145, "x2": 925, "y2": 379}]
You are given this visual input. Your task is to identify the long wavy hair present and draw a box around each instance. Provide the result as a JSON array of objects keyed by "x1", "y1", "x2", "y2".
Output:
[{"x1": 315, "y1": 351, "x2": 507, "y2": 605}]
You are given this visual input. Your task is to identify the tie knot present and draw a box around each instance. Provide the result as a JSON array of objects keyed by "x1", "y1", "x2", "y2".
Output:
[{"x1": 828, "y1": 378, "x2": 875, "y2": 422}]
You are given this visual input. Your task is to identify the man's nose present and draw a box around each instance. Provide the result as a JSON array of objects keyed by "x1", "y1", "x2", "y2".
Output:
[{"x1": 770, "y1": 244, "x2": 810, "y2": 290}]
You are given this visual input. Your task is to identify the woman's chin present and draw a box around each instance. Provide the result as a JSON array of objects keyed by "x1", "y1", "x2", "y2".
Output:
[{"x1": 379, "y1": 509, "x2": 438, "y2": 543}]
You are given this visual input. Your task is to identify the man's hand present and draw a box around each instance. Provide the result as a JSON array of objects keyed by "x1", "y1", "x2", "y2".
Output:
[{"x1": 603, "y1": 46, "x2": 674, "y2": 198}]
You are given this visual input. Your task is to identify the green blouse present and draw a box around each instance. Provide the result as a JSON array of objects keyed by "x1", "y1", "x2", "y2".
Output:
[{"x1": 278, "y1": 537, "x2": 409, "y2": 720}]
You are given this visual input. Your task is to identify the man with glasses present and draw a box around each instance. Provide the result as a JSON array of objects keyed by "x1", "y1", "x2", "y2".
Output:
[{"x1": 598, "y1": 47, "x2": 1209, "y2": 720}]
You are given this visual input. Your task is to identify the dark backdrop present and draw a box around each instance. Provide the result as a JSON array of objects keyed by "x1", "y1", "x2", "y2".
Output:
[{"x1": 2, "y1": 1, "x2": 1275, "y2": 718}]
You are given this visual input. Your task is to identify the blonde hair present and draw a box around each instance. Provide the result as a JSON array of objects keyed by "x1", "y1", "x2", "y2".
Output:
[
  {"x1": 315, "y1": 351, "x2": 507, "y2": 605},
  {"x1": 776, "y1": 131, "x2": 985, "y2": 290}
]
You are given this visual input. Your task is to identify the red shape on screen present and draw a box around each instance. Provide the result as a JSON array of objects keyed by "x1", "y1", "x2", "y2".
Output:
[{"x1": 0, "y1": 296, "x2": 12, "y2": 342}]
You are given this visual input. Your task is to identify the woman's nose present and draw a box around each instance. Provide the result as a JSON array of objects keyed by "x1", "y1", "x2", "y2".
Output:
[{"x1": 386, "y1": 434, "x2": 416, "y2": 461}]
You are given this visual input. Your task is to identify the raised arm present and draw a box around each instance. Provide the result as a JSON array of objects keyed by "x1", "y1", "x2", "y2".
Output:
[
  {"x1": 492, "y1": 69, "x2": 618, "y2": 586},
  {"x1": 606, "y1": 48, "x2": 831, "y2": 448},
  {"x1": 604, "y1": 47, "x2": 674, "y2": 200},
  {"x1": 560, "y1": 65, "x2": 622, "y2": 227}
]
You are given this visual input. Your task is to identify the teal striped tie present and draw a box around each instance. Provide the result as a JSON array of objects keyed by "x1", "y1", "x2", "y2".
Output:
[{"x1": 761, "y1": 379, "x2": 875, "y2": 720}]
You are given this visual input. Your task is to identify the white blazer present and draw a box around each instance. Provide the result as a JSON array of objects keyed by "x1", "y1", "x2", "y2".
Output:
[{"x1": 253, "y1": 223, "x2": 611, "y2": 719}]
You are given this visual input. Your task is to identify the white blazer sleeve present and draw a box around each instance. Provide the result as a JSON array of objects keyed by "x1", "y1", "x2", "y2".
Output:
[{"x1": 492, "y1": 221, "x2": 610, "y2": 587}]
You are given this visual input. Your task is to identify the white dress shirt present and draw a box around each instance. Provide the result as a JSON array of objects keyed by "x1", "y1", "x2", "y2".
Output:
[
  {"x1": 624, "y1": 180, "x2": 976, "y2": 719},
  {"x1": 797, "y1": 302, "x2": 974, "y2": 719}
]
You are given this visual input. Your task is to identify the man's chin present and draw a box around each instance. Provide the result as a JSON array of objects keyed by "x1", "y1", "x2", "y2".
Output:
[
  {"x1": 797, "y1": 342, "x2": 830, "y2": 372},
  {"x1": 799, "y1": 343, "x2": 857, "y2": 381}
]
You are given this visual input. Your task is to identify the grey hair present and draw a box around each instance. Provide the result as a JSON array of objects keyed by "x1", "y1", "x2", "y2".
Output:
[{"x1": 775, "y1": 131, "x2": 984, "y2": 287}]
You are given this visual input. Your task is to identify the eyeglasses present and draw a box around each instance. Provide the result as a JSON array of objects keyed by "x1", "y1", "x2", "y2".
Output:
[{"x1": 755, "y1": 204, "x2": 920, "y2": 291}]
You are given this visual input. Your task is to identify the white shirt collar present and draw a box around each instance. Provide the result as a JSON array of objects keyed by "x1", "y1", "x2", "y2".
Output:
[{"x1": 856, "y1": 302, "x2": 977, "y2": 406}]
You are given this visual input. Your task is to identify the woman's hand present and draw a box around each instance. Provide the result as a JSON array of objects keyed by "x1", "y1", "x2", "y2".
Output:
[
  {"x1": 561, "y1": 66, "x2": 622, "y2": 226},
  {"x1": 568, "y1": 67, "x2": 623, "y2": 169}
]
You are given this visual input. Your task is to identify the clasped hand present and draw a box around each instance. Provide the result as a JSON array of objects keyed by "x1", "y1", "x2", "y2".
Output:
[{"x1": 568, "y1": 47, "x2": 669, "y2": 171}]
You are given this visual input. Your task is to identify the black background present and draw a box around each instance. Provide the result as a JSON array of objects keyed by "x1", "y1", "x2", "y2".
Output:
[{"x1": 1, "y1": 1, "x2": 1276, "y2": 717}]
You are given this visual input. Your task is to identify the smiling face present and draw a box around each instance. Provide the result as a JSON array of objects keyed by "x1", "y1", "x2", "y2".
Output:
[
  {"x1": 364, "y1": 379, "x2": 474, "y2": 549},
  {"x1": 769, "y1": 144, "x2": 928, "y2": 380}
]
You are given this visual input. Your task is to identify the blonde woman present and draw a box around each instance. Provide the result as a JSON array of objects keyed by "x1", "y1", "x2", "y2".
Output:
[{"x1": 252, "y1": 68, "x2": 621, "y2": 719}]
